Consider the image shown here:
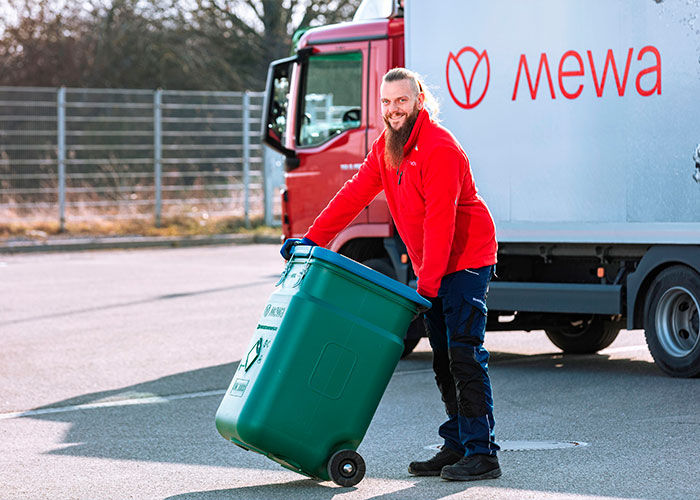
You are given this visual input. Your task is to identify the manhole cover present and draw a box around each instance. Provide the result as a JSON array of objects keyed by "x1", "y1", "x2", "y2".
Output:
[{"x1": 425, "y1": 440, "x2": 588, "y2": 451}]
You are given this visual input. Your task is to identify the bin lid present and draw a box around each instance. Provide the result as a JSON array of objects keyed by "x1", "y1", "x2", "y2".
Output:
[{"x1": 292, "y1": 246, "x2": 431, "y2": 308}]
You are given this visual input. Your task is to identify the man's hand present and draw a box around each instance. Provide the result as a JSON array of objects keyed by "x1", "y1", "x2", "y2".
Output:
[{"x1": 280, "y1": 237, "x2": 317, "y2": 260}]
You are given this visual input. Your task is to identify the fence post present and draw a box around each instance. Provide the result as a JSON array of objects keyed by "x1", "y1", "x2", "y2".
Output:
[
  {"x1": 154, "y1": 89, "x2": 162, "y2": 228},
  {"x1": 264, "y1": 148, "x2": 283, "y2": 227},
  {"x1": 243, "y1": 91, "x2": 251, "y2": 229},
  {"x1": 57, "y1": 87, "x2": 66, "y2": 232},
  {"x1": 264, "y1": 147, "x2": 273, "y2": 227}
]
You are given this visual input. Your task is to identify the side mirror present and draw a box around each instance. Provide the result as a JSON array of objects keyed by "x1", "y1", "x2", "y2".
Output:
[{"x1": 261, "y1": 56, "x2": 297, "y2": 158}]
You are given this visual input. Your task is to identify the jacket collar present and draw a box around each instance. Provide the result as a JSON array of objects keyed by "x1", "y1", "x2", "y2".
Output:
[{"x1": 403, "y1": 108, "x2": 429, "y2": 155}]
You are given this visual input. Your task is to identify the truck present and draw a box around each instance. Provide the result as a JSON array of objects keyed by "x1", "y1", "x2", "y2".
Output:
[{"x1": 260, "y1": 0, "x2": 700, "y2": 377}]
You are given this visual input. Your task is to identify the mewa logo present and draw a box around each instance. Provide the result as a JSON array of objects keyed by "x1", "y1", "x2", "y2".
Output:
[
  {"x1": 446, "y1": 47, "x2": 490, "y2": 109},
  {"x1": 446, "y1": 45, "x2": 662, "y2": 109}
]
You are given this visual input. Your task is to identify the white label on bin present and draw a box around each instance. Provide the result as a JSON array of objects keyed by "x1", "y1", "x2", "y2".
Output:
[
  {"x1": 230, "y1": 378, "x2": 249, "y2": 397},
  {"x1": 263, "y1": 304, "x2": 286, "y2": 318}
]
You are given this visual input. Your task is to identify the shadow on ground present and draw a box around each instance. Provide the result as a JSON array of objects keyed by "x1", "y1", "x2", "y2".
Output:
[
  {"x1": 162, "y1": 477, "x2": 472, "y2": 500},
  {"x1": 21, "y1": 349, "x2": 688, "y2": 500},
  {"x1": 26, "y1": 349, "x2": 665, "y2": 460}
]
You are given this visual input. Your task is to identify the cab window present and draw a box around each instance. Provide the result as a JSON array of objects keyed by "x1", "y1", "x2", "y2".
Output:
[{"x1": 298, "y1": 52, "x2": 362, "y2": 147}]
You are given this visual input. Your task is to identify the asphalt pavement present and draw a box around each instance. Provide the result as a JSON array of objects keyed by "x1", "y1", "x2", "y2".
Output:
[{"x1": 1, "y1": 244, "x2": 699, "y2": 500}]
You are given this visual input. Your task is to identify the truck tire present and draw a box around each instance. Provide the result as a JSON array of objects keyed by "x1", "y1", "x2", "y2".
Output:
[
  {"x1": 544, "y1": 315, "x2": 621, "y2": 354},
  {"x1": 362, "y1": 258, "x2": 425, "y2": 358},
  {"x1": 643, "y1": 265, "x2": 700, "y2": 378}
]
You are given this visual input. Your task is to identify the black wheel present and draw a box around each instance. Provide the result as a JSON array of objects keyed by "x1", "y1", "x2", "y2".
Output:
[
  {"x1": 544, "y1": 315, "x2": 621, "y2": 354},
  {"x1": 362, "y1": 258, "x2": 425, "y2": 357},
  {"x1": 362, "y1": 258, "x2": 395, "y2": 278},
  {"x1": 327, "y1": 449, "x2": 365, "y2": 487},
  {"x1": 643, "y1": 265, "x2": 700, "y2": 377}
]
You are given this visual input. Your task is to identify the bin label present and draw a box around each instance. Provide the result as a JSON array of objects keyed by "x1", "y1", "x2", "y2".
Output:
[
  {"x1": 263, "y1": 304, "x2": 286, "y2": 318},
  {"x1": 230, "y1": 378, "x2": 249, "y2": 397}
]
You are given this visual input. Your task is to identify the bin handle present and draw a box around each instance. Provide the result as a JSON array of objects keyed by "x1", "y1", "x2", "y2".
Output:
[
  {"x1": 290, "y1": 260, "x2": 311, "y2": 288},
  {"x1": 276, "y1": 259, "x2": 311, "y2": 288},
  {"x1": 275, "y1": 260, "x2": 293, "y2": 286}
]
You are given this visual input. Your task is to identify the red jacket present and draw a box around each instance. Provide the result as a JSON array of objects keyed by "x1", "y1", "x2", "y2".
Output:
[{"x1": 305, "y1": 109, "x2": 497, "y2": 297}]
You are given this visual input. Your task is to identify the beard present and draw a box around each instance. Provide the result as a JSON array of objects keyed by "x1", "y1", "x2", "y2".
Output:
[{"x1": 383, "y1": 104, "x2": 420, "y2": 169}]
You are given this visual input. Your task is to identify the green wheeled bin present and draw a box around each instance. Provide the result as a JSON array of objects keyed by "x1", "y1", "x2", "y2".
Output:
[{"x1": 215, "y1": 245, "x2": 431, "y2": 486}]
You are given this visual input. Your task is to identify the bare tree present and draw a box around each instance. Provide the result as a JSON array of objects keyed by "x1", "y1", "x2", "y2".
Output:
[
  {"x1": 0, "y1": 0, "x2": 93, "y2": 86},
  {"x1": 0, "y1": 0, "x2": 362, "y2": 90},
  {"x1": 173, "y1": 0, "x2": 362, "y2": 89}
]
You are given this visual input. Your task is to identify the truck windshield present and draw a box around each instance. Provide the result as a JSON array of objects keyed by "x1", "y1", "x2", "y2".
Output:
[{"x1": 298, "y1": 52, "x2": 363, "y2": 148}]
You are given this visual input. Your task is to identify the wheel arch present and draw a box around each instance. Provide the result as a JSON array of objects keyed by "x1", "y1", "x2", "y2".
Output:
[
  {"x1": 627, "y1": 245, "x2": 700, "y2": 330},
  {"x1": 333, "y1": 224, "x2": 412, "y2": 286},
  {"x1": 328, "y1": 223, "x2": 392, "y2": 256},
  {"x1": 337, "y1": 236, "x2": 388, "y2": 262}
]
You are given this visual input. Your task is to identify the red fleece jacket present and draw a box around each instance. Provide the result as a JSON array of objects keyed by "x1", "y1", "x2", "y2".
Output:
[{"x1": 305, "y1": 109, "x2": 497, "y2": 297}]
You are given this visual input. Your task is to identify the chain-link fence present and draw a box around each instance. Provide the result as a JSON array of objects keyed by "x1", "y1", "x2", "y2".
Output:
[{"x1": 0, "y1": 87, "x2": 284, "y2": 229}]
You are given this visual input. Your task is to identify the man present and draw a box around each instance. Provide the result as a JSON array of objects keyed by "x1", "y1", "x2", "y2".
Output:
[{"x1": 281, "y1": 68, "x2": 500, "y2": 481}]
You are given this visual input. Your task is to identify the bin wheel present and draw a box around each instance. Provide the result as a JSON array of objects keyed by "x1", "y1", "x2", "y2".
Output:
[{"x1": 327, "y1": 449, "x2": 365, "y2": 487}]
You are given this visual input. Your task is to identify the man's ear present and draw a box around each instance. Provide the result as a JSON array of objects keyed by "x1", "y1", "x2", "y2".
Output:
[{"x1": 417, "y1": 92, "x2": 425, "y2": 110}]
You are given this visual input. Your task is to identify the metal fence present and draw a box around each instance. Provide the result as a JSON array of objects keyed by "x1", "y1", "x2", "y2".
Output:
[{"x1": 0, "y1": 86, "x2": 284, "y2": 229}]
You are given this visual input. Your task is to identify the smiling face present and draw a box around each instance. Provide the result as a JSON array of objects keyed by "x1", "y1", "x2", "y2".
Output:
[{"x1": 380, "y1": 78, "x2": 424, "y2": 131}]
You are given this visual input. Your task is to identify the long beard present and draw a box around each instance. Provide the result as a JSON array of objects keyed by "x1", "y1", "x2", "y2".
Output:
[{"x1": 383, "y1": 106, "x2": 420, "y2": 169}]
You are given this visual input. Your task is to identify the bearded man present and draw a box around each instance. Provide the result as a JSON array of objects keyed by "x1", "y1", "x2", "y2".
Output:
[{"x1": 281, "y1": 68, "x2": 500, "y2": 481}]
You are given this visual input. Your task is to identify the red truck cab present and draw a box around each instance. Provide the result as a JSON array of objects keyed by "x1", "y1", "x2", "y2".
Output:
[
  {"x1": 260, "y1": 4, "x2": 420, "y2": 353},
  {"x1": 263, "y1": 11, "x2": 404, "y2": 253}
]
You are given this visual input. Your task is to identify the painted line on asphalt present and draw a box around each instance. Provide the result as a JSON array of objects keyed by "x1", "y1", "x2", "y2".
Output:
[
  {"x1": 599, "y1": 344, "x2": 648, "y2": 354},
  {"x1": 425, "y1": 440, "x2": 590, "y2": 451},
  {"x1": 0, "y1": 369, "x2": 435, "y2": 420},
  {"x1": 499, "y1": 344, "x2": 649, "y2": 364},
  {"x1": 0, "y1": 389, "x2": 226, "y2": 421},
  {"x1": 1, "y1": 346, "x2": 649, "y2": 421},
  {"x1": 393, "y1": 368, "x2": 433, "y2": 376}
]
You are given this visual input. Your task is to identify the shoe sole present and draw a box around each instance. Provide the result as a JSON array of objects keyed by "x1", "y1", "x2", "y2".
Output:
[
  {"x1": 408, "y1": 467, "x2": 442, "y2": 476},
  {"x1": 440, "y1": 467, "x2": 502, "y2": 481}
]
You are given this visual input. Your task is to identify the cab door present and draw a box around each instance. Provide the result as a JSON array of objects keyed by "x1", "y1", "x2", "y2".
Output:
[{"x1": 285, "y1": 44, "x2": 369, "y2": 238}]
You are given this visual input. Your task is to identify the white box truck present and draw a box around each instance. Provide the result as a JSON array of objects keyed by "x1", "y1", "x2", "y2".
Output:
[{"x1": 261, "y1": 0, "x2": 700, "y2": 376}]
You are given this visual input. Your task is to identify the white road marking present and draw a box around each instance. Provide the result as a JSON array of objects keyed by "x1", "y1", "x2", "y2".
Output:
[
  {"x1": 1, "y1": 369, "x2": 435, "y2": 420},
  {"x1": 599, "y1": 344, "x2": 648, "y2": 355},
  {"x1": 0, "y1": 389, "x2": 226, "y2": 420},
  {"x1": 1, "y1": 345, "x2": 650, "y2": 421}
]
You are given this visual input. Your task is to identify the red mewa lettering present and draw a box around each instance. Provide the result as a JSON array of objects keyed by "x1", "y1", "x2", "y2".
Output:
[
  {"x1": 511, "y1": 53, "x2": 556, "y2": 100},
  {"x1": 636, "y1": 46, "x2": 662, "y2": 96},
  {"x1": 511, "y1": 46, "x2": 661, "y2": 100},
  {"x1": 587, "y1": 48, "x2": 633, "y2": 97},
  {"x1": 558, "y1": 50, "x2": 585, "y2": 99}
]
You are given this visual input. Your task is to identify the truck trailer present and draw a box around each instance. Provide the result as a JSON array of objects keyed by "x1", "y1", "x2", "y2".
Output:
[{"x1": 260, "y1": 0, "x2": 700, "y2": 377}]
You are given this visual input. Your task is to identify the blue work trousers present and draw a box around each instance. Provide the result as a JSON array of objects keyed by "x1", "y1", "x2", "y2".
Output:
[{"x1": 423, "y1": 266, "x2": 499, "y2": 457}]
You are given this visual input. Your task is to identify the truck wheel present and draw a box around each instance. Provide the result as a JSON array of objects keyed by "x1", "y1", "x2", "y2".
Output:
[
  {"x1": 362, "y1": 258, "x2": 425, "y2": 357},
  {"x1": 643, "y1": 265, "x2": 700, "y2": 377},
  {"x1": 327, "y1": 449, "x2": 365, "y2": 487},
  {"x1": 362, "y1": 258, "x2": 395, "y2": 278},
  {"x1": 544, "y1": 315, "x2": 621, "y2": 354}
]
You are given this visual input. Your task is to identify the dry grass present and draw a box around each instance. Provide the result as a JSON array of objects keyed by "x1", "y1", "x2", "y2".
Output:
[{"x1": 0, "y1": 216, "x2": 281, "y2": 240}]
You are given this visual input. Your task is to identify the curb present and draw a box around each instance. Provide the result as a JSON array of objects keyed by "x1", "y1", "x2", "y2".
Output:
[{"x1": 0, "y1": 233, "x2": 283, "y2": 254}]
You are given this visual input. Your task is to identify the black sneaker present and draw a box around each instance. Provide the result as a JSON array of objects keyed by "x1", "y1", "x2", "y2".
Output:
[
  {"x1": 440, "y1": 454, "x2": 501, "y2": 481},
  {"x1": 408, "y1": 447, "x2": 463, "y2": 476}
]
